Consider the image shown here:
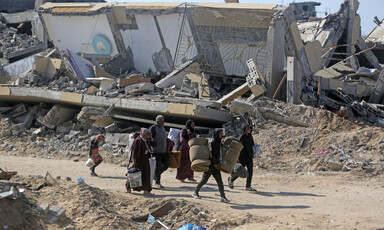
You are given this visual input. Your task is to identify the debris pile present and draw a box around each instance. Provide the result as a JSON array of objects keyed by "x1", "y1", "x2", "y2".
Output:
[
  {"x1": 1, "y1": 175, "x2": 257, "y2": 229},
  {"x1": 0, "y1": 21, "x2": 42, "y2": 66},
  {"x1": 252, "y1": 97, "x2": 384, "y2": 175}
]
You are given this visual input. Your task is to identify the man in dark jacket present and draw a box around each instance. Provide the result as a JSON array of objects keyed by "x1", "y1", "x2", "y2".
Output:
[
  {"x1": 228, "y1": 124, "x2": 257, "y2": 192},
  {"x1": 192, "y1": 129, "x2": 230, "y2": 203},
  {"x1": 149, "y1": 115, "x2": 169, "y2": 189}
]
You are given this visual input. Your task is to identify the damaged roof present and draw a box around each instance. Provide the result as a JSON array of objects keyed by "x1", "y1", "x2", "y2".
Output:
[
  {"x1": 366, "y1": 20, "x2": 384, "y2": 44},
  {"x1": 40, "y1": 3, "x2": 113, "y2": 12},
  {"x1": 40, "y1": 2, "x2": 278, "y2": 11}
]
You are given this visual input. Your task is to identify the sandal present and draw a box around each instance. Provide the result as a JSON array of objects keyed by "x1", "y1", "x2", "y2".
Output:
[
  {"x1": 228, "y1": 177, "x2": 234, "y2": 189},
  {"x1": 246, "y1": 187, "x2": 257, "y2": 192}
]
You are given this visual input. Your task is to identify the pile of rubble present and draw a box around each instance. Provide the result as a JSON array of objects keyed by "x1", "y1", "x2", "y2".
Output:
[
  {"x1": 252, "y1": 97, "x2": 384, "y2": 176},
  {"x1": 0, "y1": 21, "x2": 42, "y2": 66},
  {"x1": 0, "y1": 175, "x2": 256, "y2": 229}
]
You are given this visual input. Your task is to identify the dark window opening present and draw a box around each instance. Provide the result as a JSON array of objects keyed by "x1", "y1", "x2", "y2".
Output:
[{"x1": 8, "y1": 21, "x2": 32, "y2": 36}]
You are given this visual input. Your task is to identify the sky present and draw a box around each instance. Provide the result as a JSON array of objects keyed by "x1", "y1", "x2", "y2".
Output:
[{"x1": 106, "y1": 0, "x2": 384, "y2": 36}]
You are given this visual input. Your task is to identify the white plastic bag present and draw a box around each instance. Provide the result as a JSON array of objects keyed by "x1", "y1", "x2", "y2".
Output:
[
  {"x1": 168, "y1": 128, "x2": 181, "y2": 151},
  {"x1": 253, "y1": 144, "x2": 262, "y2": 158},
  {"x1": 149, "y1": 157, "x2": 156, "y2": 186},
  {"x1": 128, "y1": 171, "x2": 142, "y2": 188},
  {"x1": 85, "y1": 158, "x2": 95, "y2": 167}
]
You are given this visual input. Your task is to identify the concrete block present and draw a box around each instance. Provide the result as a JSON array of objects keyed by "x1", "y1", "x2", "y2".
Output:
[
  {"x1": 118, "y1": 77, "x2": 150, "y2": 87},
  {"x1": 86, "y1": 86, "x2": 98, "y2": 95},
  {"x1": 48, "y1": 205, "x2": 66, "y2": 218},
  {"x1": 105, "y1": 122, "x2": 119, "y2": 133},
  {"x1": 230, "y1": 100, "x2": 254, "y2": 115},
  {"x1": 36, "y1": 203, "x2": 50, "y2": 214},
  {"x1": 13, "y1": 106, "x2": 36, "y2": 129},
  {"x1": 38, "y1": 105, "x2": 78, "y2": 129},
  {"x1": 56, "y1": 121, "x2": 73, "y2": 134},
  {"x1": 3, "y1": 103, "x2": 27, "y2": 118},
  {"x1": 328, "y1": 160, "x2": 343, "y2": 171},
  {"x1": 11, "y1": 123, "x2": 25, "y2": 136},
  {"x1": 125, "y1": 82, "x2": 154, "y2": 94}
]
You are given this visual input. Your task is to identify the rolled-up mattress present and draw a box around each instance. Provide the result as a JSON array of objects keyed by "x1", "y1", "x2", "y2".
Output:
[
  {"x1": 217, "y1": 137, "x2": 243, "y2": 174},
  {"x1": 189, "y1": 137, "x2": 208, "y2": 146},
  {"x1": 189, "y1": 138, "x2": 210, "y2": 162},
  {"x1": 191, "y1": 159, "x2": 211, "y2": 172},
  {"x1": 189, "y1": 138, "x2": 210, "y2": 172}
]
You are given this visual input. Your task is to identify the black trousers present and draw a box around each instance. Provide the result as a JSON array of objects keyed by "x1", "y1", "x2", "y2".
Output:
[
  {"x1": 231, "y1": 157, "x2": 253, "y2": 188},
  {"x1": 90, "y1": 161, "x2": 101, "y2": 173},
  {"x1": 195, "y1": 166, "x2": 225, "y2": 198},
  {"x1": 153, "y1": 152, "x2": 170, "y2": 184}
]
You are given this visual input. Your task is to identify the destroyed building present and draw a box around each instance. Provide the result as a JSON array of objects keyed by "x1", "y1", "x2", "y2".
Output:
[{"x1": 1, "y1": 0, "x2": 384, "y2": 140}]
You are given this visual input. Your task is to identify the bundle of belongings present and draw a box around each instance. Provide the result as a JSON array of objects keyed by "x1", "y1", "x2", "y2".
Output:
[{"x1": 215, "y1": 137, "x2": 243, "y2": 174}]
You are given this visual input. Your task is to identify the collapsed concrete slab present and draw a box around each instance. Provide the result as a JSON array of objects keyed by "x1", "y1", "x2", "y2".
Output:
[{"x1": 0, "y1": 86, "x2": 233, "y2": 126}]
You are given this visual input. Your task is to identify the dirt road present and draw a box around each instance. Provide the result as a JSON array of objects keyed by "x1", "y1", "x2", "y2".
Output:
[{"x1": 2, "y1": 155, "x2": 384, "y2": 229}]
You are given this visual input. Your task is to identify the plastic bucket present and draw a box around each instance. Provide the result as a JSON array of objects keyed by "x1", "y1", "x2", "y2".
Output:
[
  {"x1": 128, "y1": 171, "x2": 142, "y2": 188},
  {"x1": 85, "y1": 158, "x2": 95, "y2": 167}
]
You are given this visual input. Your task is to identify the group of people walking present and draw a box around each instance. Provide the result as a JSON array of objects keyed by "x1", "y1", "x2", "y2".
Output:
[{"x1": 88, "y1": 115, "x2": 256, "y2": 202}]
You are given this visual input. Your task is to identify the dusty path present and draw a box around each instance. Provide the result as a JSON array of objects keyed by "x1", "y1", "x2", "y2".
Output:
[{"x1": 2, "y1": 155, "x2": 384, "y2": 229}]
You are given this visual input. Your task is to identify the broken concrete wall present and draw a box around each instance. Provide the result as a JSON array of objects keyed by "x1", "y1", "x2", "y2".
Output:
[
  {"x1": 40, "y1": 13, "x2": 119, "y2": 57},
  {"x1": 119, "y1": 6, "x2": 193, "y2": 74},
  {"x1": 179, "y1": 4, "x2": 275, "y2": 77}
]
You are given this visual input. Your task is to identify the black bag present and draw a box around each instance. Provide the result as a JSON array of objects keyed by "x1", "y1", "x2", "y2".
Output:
[{"x1": 231, "y1": 163, "x2": 249, "y2": 178}]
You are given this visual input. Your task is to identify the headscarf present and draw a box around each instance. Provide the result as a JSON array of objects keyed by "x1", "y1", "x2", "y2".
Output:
[
  {"x1": 214, "y1": 129, "x2": 223, "y2": 142},
  {"x1": 242, "y1": 124, "x2": 251, "y2": 135},
  {"x1": 140, "y1": 128, "x2": 152, "y2": 154},
  {"x1": 140, "y1": 128, "x2": 150, "y2": 138},
  {"x1": 185, "y1": 119, "x2": 195, "y2": 132}
]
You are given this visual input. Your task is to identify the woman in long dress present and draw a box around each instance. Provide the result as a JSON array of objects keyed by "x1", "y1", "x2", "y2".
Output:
[
  {"x1": 176, "y1": 119, "x2": 196, "y2": 182},
  {"x1": 130, "y1": 128, "x2": 153, "y2": 195}
]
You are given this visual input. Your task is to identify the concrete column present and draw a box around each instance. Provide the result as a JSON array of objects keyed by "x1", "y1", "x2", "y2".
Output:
[
  {"x1": 346, "y1": 0, "x2": 360, "y2": 71},
  {"x1": 287, "y1": 56, "x2": 302, "y2": 104},
  {"x1": 266, "y1": 17, "x2": 286, "y2": 99}
]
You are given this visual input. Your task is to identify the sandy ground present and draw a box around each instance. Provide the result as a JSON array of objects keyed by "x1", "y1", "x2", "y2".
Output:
[{"x1": 2, "y1": 155, "x2": 384, "y2": 229}]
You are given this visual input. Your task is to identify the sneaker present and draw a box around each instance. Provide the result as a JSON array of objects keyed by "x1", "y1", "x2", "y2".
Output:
[
  {"x1": 228, "y1": 177, "x2": 234, "y2": 189},
  {"x1": 246, "y1": 187, "x2": 257, "y2": 193},
  {"x1": 143, "y1": 190, "x2": 154, "y2": 196},
  {"x1": 153, "y1": 183, "x2": 164, "y2": 189},
  {"x1": 220, "y1": 197, "x2": 230, "y2": 203},
  {"x1": 90, "y1": 172, "x2": 98, "y2": 177},
  {"x1": 192, "y1": 191, "x2": 201, "y2": 199}
]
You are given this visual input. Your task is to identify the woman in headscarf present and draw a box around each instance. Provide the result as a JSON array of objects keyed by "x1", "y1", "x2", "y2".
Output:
[
  {"x1": 176, "y1": 119, "x2": 196, "y2": 182},
  {"x1": 130, "y1": 128, "x2": 153, "y2": 195},
  {"x1": 89, "y1": 134, "x2": 105, "y2": 177},
  {"x1": 192, "y1": 129, "x2": 230, "y2": 203},
  {"x1": 228, "y1": 124, "x2": 257, "y2": 192}
]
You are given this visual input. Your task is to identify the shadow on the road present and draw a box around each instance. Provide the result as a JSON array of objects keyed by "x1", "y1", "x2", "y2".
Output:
[
  {"x1": 230, "y1": 204, "x2": 311, "y2": 210},
  {"x1": 255, "y1": 191, "x2": 326, "y2": 197},
  {"x1": 98, "y1": 176, "x2": 127, "y2": 180}
]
